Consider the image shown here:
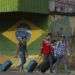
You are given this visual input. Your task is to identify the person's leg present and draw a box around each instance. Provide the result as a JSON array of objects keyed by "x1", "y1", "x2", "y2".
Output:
[
  {"x1": 54, "y1": 57, "x2": 61, "y2": 75},
  {"x1": 51, "y1": 56, "x2": 57, "y2": 73},
  {"x1": 19, "y1": 56, "x2": 26, "y2": 72},
  {"x1": 19, "y1": 64, "x2": 23, "y2": 72},
  {"x1": 19, "y1": 64, "x2": 24, "y2": 72},
  {"x1": 43, "y1": 55, "x2": 48, "y2": 62},
  {"x1": 62, "y1": 55, "x2": 70, "y2": 74},
  {"x1": 18, "y1": 59, "x2": 23, "y2": 72},
  {"x1": 49, "y1": 55, "x2": 54, "y2": 73}
]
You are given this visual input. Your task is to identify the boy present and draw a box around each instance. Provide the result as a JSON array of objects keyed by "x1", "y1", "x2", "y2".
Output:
[{"x1": 40, "y1": 33, "x2": 54, "y2": 73}]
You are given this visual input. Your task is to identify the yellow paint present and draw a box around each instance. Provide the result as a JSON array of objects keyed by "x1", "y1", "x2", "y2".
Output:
[{"x1": 2, "y1": 25, "x2": 18, "y2": 44}]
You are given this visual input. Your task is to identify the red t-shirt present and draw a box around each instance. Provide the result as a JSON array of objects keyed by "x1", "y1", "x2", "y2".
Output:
[{"x1": 41, "y1": 39, "x2": 54, "y2": 55}]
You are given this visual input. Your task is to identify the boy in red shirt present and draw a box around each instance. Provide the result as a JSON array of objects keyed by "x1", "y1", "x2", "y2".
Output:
[{"x1": 41, "y1": 33, "x2": 54, "y2": 73}]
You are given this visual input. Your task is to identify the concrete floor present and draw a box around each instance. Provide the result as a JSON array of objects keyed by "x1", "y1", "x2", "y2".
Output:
[{"x1": 0, "y1": 71, "x2": 75, "y2": 75}]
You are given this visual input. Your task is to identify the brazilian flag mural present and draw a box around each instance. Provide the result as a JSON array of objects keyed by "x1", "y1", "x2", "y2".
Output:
[
  {"x1": 0, "y1": 14, "x2": 75, "y2": 69},
  {"x1": 0, "y1": 14, "x2": 48, "y2": 56},
  {"x1": 0, "y1": 15, "x2": 74, "y2": 56}
]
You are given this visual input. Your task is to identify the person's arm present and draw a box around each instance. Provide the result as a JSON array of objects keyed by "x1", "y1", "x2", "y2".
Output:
[
  {"x1": 66, "y1": 41, "x2": 71, "y2": 56},
  {"x1": 50, "y1": 44, "x2": 54, "y2": 54},
  {"x1": 25, "y1": 41, "x2": 28, "y2": 57},
  {"x1": 14, "y1": 44, "x2": 19, "y2": 58},
  {"x1": 25, "y1": 47, "x2": 28, "y2": 57},
  {"x1": 39, "y1": 39, "x2": 44, "y2": 56},
  {"x1": 17, "y1": 44, "x2": 19, "y2": 55}
]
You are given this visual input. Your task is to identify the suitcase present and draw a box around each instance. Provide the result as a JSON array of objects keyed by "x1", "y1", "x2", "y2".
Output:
[
  {"x1": 0, "y1": 64, "x2": 2, "y2": 72},
  {"x1": 28, "y1": 60, "x2": 38, "y2": 72},
  {"x1": 2, "y1": 60, "x2": 12, "y2": 71},
  {"x1": 40, "y1": 61, "x2": 50, "y2": 73}
]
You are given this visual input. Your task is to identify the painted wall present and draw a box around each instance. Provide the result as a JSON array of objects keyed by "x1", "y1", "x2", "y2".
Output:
[
  {"x1": 48, "y1": 15, "x2": 73, "y2": 36},
  {"x1": 0, "y1": 14, "x2": 48, "y2": 56},
  {"x1": 0, "y1": 14, "x2": 75, "y2": 56},
  {"x1": 0, "y1": 14, "x2": 75, "y2": 69},
  {"x1": 0, "y1": 0, "x2": 48, "y2": 14}
]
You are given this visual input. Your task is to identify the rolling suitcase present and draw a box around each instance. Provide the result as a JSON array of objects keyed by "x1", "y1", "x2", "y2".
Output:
[
  {"x1": 0, "y1": 64, "x2": 2, "y2": 72},
  {"x1": 40, "y1": 61, "x2": 50, "y2": 73},
  {"x1": 2, "y1": 60, "x2": 12, "y2": 71},
  {"x1": 28, "y1": 60, "x2": 38, "y2": 72}
]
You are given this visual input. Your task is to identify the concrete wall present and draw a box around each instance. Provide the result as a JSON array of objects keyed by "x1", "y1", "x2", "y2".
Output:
[{"x1": 48, "y1": 15, "x2": 75, "y2": 36}]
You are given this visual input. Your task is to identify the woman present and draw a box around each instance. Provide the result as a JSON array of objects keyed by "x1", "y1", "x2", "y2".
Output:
[{"x1": 54, "y1": 35, "x2": 70, "y2": 75}]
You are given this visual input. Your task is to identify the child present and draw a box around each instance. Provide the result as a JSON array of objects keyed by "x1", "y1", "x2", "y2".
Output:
[
  {"x1": 54, "y1": 35, "x2": 70, "y2": 74},
  {"x1": 40, "y1": 33, "x2": 54, "y2": 73}
]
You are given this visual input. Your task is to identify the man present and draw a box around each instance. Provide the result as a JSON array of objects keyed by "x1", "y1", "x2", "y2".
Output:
[
  {"x1": 16, "y1": 39, "x2": 28, "y2": 72},
  {"x1": 15, "y1": 23, "x2": 31, "y2": 72}
]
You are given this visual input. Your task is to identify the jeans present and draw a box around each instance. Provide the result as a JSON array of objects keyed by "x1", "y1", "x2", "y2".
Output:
[
  {"x1": 43, "y1": 54, "x2": 53, "y2": 73},
  {"x1": 19, "y1": 52, "x2": 26, "y2": 72}
]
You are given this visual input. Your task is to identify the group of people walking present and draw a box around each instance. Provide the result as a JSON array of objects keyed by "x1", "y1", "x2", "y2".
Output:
[
  {"x1": 40, "y1": 31, "x2": 71, "y2": 74},
  {"x1": 15, "y1": 24, "x2": 71, "y2": 74}
]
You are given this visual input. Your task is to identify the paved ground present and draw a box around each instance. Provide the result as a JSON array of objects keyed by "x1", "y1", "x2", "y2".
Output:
[
  {"x1": 0, "y1": 71, "x2": 75, "y2": 75},
  {"x1": 0, "y1": 55, "x2": 75, "y2": 75}
]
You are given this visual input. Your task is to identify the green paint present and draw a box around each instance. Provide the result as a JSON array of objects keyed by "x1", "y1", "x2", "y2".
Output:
[
  {"x1": 0, "y1": 0, "x2": 18, "y2": 12},
  {"x1": 28, "y1": 33, "x2": 46, "y2": 55},
  {"x1": 0, "y1": 35, "x2": 16, "y2": 56},
  {"x1": 18, "y1": 0, "x2": 48, "y2": 14},
  {"x1": 0, "y1": 0, "x2": 49, "y2": 14},
  {"x1": 0, "y1": 33, "x2": 47, "y2": 55}
]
